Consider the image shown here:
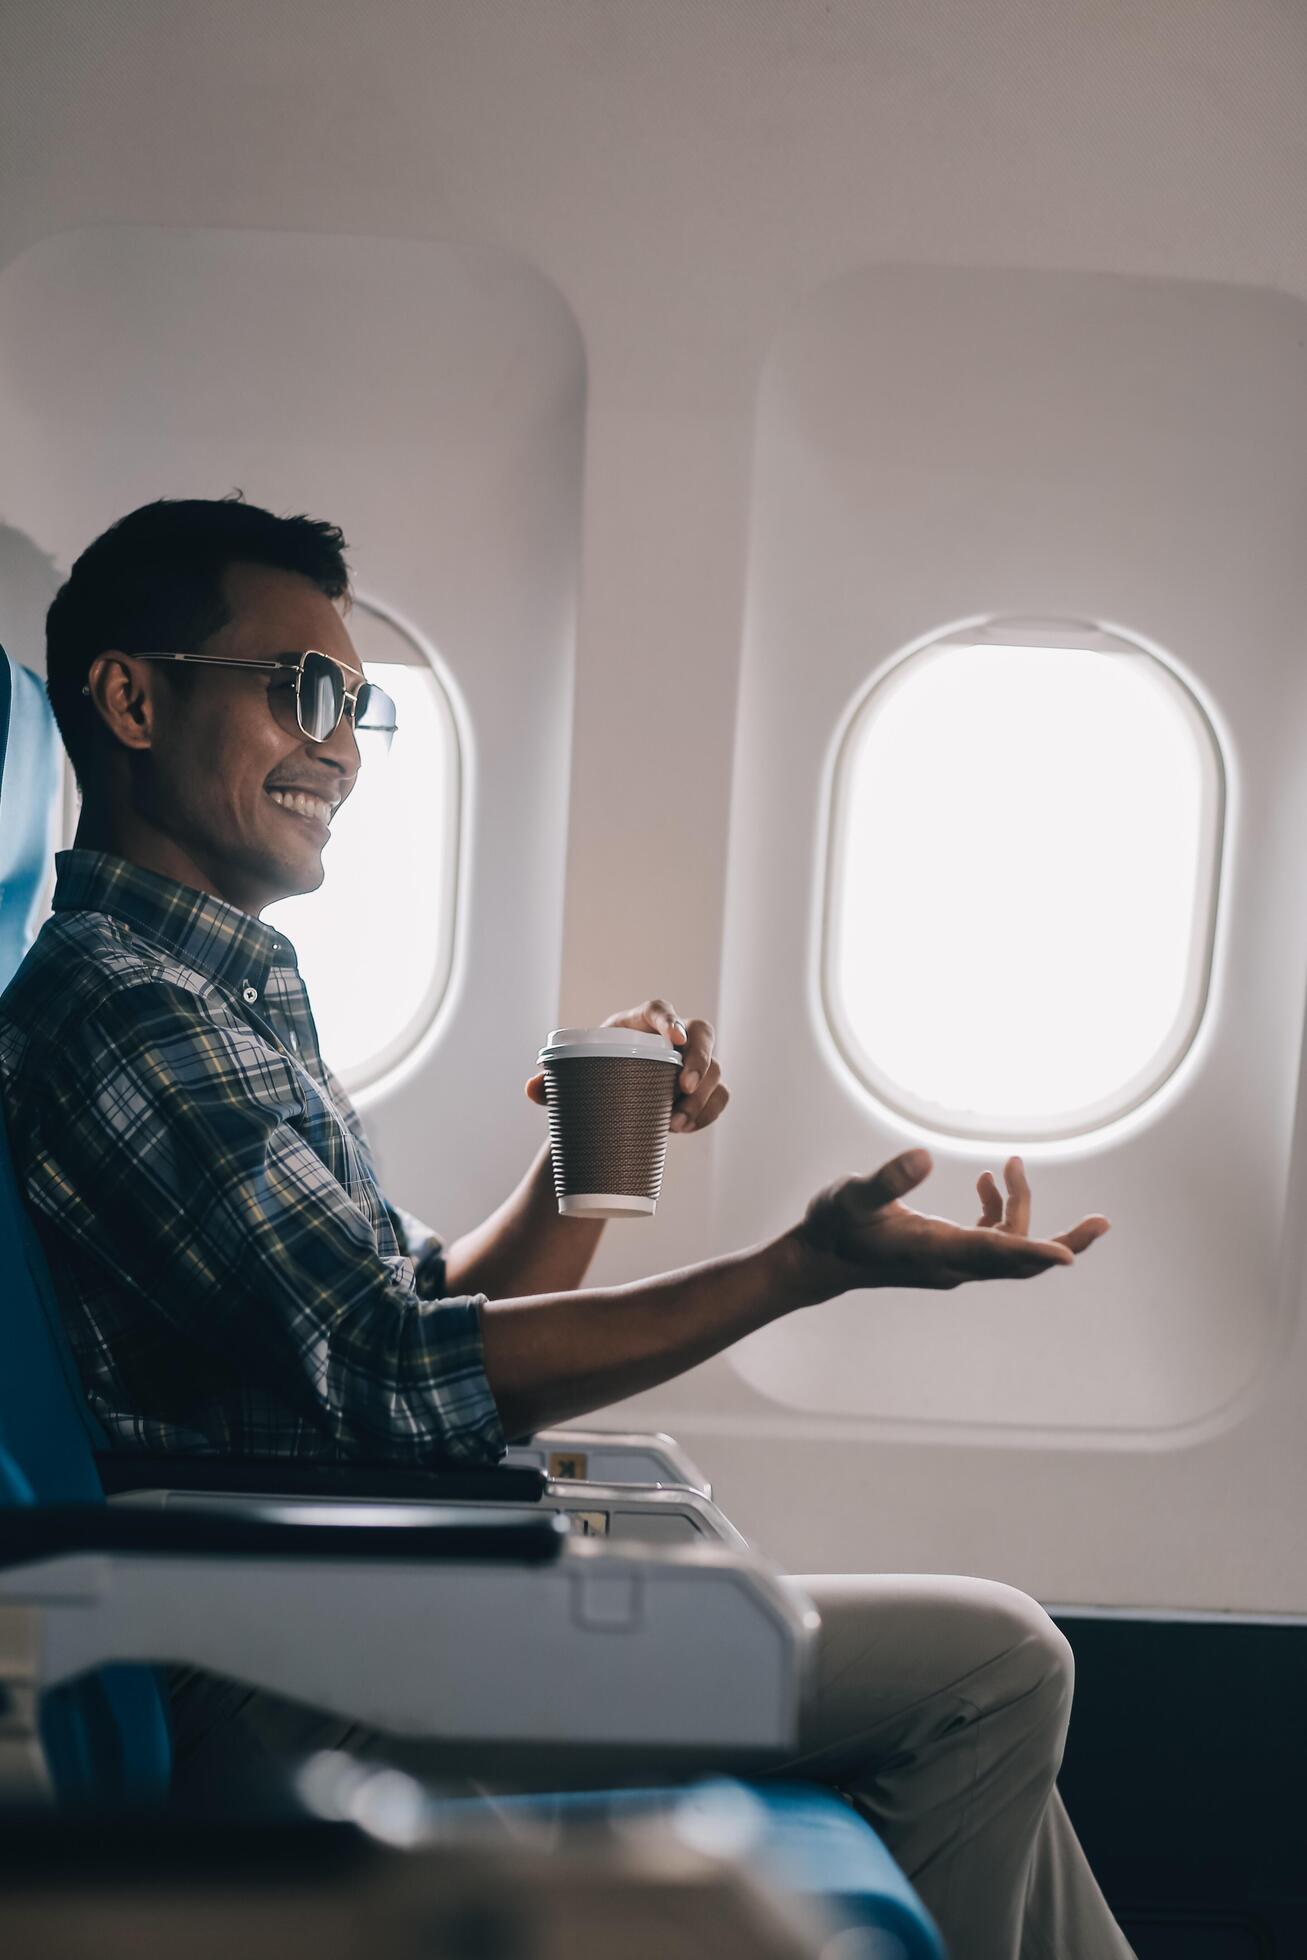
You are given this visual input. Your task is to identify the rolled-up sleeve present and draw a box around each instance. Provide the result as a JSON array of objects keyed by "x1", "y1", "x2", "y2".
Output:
[
  {"x1": 382, "y1": 1201, "x2": 452, "y2": 1300},
  {"x1": 22, "y1": 982, "x2": 504, "y2": 1465}
]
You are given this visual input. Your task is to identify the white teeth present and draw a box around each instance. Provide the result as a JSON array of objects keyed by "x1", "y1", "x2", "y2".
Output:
[{"x1": 267, "y1": 789, "x2": 333, "y2": 825}]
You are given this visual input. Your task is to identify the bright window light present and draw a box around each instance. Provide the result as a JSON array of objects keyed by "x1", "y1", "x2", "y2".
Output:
[
  {"x1": 264, "y1": 611, "x2": 461, "y2": 1093},
  {"x1": 821, "y1": 627, "x2": 1224, "y2": 1141}
]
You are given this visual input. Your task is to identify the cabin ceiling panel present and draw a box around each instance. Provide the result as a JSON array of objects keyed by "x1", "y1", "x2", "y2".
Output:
[{"x1": 2, "y1": 0, "x2": 1306, "y2": 376}]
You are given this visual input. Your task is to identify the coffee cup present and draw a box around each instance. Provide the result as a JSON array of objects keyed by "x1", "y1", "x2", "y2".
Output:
[{"x1": 536, "y1": 1027, "x2": 682, "y2": 1218}]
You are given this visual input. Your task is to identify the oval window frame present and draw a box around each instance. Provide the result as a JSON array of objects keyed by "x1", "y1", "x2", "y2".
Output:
[{"x1": 818, "y1": 616, "x2": 1227, "y2": 1143}]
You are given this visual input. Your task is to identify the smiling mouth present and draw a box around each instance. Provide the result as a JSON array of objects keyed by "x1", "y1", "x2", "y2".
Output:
[{"x1": 266, "y1": 788, "x2": 335, "y2": 830}]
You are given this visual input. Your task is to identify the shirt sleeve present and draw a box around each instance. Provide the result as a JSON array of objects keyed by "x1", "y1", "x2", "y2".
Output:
[
  {"x1": 381, "y1": 1202, "x2": 451, "y2": 1300},
  {"x1": 21, "y1": 980, "x2": 504, "y2": 1466},
  {"x1": 315, "y1": 1057, "x2": 451, "y2": 1301}
]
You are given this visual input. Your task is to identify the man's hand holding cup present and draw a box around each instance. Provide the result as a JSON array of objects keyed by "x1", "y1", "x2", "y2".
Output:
[
  {"x1": 528, "y1": 999, "x2": 726, "y2": 1220},
  {"x1": 525, "y1": 998, "x2": 727, "y2": 1137}
]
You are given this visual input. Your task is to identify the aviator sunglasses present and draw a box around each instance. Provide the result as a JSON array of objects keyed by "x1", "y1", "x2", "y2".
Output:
[{"x1": 84, "y1": 649, "x2": 399, "y2": 752}]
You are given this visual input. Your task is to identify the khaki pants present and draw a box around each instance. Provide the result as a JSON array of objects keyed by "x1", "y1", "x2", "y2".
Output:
[{"x1": 169, "y1": 1572, "x2": 1136, "y2": 1960}]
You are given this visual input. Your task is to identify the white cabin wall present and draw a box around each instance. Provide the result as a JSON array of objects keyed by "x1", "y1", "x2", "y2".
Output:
[
  {"x1": 724, "y1": 263, "x2": 1307, "y2": 1446},
  {"x1": 599, "y1": 267, "x2": 1307, "y2": 1616}
]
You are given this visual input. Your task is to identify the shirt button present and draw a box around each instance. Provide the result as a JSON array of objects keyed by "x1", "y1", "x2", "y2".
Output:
[{"x1": 242, "y1": 983, "x2": 258, "y2": 1004}]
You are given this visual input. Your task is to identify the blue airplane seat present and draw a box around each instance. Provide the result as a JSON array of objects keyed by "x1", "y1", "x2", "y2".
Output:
[
  {"x1": 0, "y1": 647, "x2": 60, "y2": 990},
  {"x1": 0, "y1": 647, "x2": 173, "y2": 1807},
  {"x1": 0, "y1": 1433, "x2": 172, "y2": 1810},
  {"x1": 0, "y1": 646, "x2": 116, "y2": 1492}
]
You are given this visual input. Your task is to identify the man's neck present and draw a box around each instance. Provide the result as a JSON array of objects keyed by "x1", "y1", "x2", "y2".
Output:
[{"x1": 71, "y1": 802, "x2": 262, "y2": 917}]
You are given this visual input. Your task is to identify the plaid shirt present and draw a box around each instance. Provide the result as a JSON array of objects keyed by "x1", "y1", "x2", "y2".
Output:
[{"x1": 0, "y1": 850, "x2": 504, "y2": 1465}]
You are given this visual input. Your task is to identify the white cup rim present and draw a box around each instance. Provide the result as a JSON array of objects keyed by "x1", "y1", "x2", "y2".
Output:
[{"x1": 537, "y1": 1025, "x2": 682, "y2": 1066}]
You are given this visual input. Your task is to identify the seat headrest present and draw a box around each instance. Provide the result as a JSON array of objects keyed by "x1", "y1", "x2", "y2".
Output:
[{"x1": 0, "y1": 648, "x2": 61, "y2": 994}]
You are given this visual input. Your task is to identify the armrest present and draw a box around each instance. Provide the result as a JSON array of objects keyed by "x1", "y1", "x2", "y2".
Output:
[
  {"x1": 109, "y1": 1479, "x2": 749, "y2": 1550},
  {"x1": 507, "y1": 1431, "x2": 712, "y2": 1497},
  {"x1": 1, "y1": 1528, "x2": 813, "y2": 1768},
  {"x1": 0, "y1": 1503, "x2": 565, "y2": 1570},
  {"x1": 96, "y1": 1453, "x2": 546, "y2": 1504}
]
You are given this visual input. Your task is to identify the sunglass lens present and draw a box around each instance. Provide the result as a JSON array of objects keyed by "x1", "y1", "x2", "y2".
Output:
[
  {"x1": 299, "y1": 653, "x2": 343, "y2": 742},
  {"x1": 355, "y1": 681, "x2": 398, "y2": 749}
]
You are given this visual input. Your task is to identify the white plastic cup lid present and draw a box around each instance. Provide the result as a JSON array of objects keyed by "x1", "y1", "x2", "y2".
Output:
[{"x1": 537, "y1": 1026, "x2": 682, "y2": 1066}]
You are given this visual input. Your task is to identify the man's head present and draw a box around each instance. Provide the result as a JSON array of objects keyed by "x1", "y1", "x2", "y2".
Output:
[{"x1": 46, "y1": 494, "x2": 364, "y2": 916}]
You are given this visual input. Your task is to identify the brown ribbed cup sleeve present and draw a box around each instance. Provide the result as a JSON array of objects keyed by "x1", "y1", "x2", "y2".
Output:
[{"x1": 542, "y1": 1056, "x2": 678, "y2": 1201}]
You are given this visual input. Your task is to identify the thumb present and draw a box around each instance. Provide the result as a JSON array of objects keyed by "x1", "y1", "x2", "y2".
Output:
[{"x1": 856, "y1": 1147, "x2": 932, "y2": 1209}]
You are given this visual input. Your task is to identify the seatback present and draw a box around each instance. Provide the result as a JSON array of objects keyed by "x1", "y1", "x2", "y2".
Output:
[
  {"x1": 0, "y1": 648, "x2": 171, "y2": 1805},
  {"x1": 0, "y1": 647, "x2": 59, "y2": 989}
]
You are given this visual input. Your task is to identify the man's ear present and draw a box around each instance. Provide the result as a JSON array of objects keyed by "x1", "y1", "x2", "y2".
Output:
[{"x1": 85, "y1": 651, "x2": 154, "y2": 754}]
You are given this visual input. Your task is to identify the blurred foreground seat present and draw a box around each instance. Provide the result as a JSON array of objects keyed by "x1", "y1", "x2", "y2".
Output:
[{"x1": 0, "y1": 1776, "x2": 923, "y2": 1960}]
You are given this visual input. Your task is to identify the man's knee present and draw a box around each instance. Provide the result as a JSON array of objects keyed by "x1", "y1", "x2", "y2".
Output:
[
  {"x1": 791, "y1": 1572, "x2": 1075, "y2": 1756},
  {"x1": 978, "y1": 1581, "x2": 1075, "y2": 1741}
]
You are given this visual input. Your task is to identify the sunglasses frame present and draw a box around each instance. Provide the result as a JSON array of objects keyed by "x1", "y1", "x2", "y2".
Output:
[{"x1": 87, "y1": 649, "x2": 398, "y2": 747}]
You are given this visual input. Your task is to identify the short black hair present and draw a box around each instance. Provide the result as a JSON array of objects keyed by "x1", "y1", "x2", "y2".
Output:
[{"x1": 45, "y1": 493, "x2": 351, "y2": 785}]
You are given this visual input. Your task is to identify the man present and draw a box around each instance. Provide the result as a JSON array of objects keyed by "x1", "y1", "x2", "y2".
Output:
[{"x1": 0, "y1": 495, "x2": 1134, "y2": 1959}]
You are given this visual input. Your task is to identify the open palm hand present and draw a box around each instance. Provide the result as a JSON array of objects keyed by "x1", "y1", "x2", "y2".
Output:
[{"x1": 796, "y1": 1149, "x2": 1110, "y2": 1296}]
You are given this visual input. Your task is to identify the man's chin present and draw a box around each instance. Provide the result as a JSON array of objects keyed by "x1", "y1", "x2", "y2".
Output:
[
  {"x1": 277, "y1": 849, "x2": 327, "y2": 898},
  {"x1": 249, "y1": 839, "x2": 327, "y2": 908}
]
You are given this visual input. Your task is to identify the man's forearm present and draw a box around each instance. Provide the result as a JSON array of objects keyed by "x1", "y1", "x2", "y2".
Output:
[
  {"x1": 444, "y1": 1138, "x2": 605, "y2": 1299},
  {"x1": 478, "y1": 1226, "x2": 826, "y2": 1440}
]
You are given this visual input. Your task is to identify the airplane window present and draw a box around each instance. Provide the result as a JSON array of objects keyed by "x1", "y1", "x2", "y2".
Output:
[
  {"x1": 263, "y1": 599, "x2": 461, "y2": 1094},
  {"x1": 821, "y1": 621, "x2": 1224, "y2": 1142}
]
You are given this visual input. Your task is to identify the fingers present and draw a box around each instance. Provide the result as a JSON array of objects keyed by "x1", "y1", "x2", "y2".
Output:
[
  {"x1": 977, "y1": 1158, "x2": 1032, "y2": 1234},
  {"x1": 1051, "y1": 1215, "x2": 1111, "y2": 1256},
  {"x1": 676, "y1": 1016, "x2": 714, "y2": 1096},
  {"x1": 978, "y1": 1154, "x2": 1109, "y2": 1260},
  {"x1": 602, "y1": 999, "x2": 690, "y2": 1050},
  {"x1": 637, "y1": 999, "x2": 692, "y2": 1055},
  {"x1": 1003, "y1": 1155, "x2": 1031, "y2": 1237},
  {"x1": 976, "y1": 1170, "x2": 1003, "y2": 1227},
  {"x1": 614, "y1": 1001, "x2": 716, "y2": 1097},
  {"x1": 598, "y1": 1000, "x2": 721, "y2": 1130},
  {"x1": 671, "y1": 1058, "x2": 724, "y2": 1131},
  {"x1": 671, "y1": 1074, "x2": 729, "y2": 1133},
  {"x1": 955, "y1": 1227, "x2": 1075, "y2": 1277},
  {"x1": 641, "y1": 1001, "x2": 718, "y2": 1123},
  {"x1": 857, "y1": 1148, "x2": 933, "y2": 1208}
]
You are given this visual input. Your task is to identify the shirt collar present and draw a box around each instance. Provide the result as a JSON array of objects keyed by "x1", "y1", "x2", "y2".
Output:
[{"x1": 52, "y1": 850, "x2": 297, "y2": 998}]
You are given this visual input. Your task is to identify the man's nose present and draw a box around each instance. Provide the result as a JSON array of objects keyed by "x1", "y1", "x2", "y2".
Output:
[{"x1": 314, "y1": 703, "x2": 360, "y2": 774}]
